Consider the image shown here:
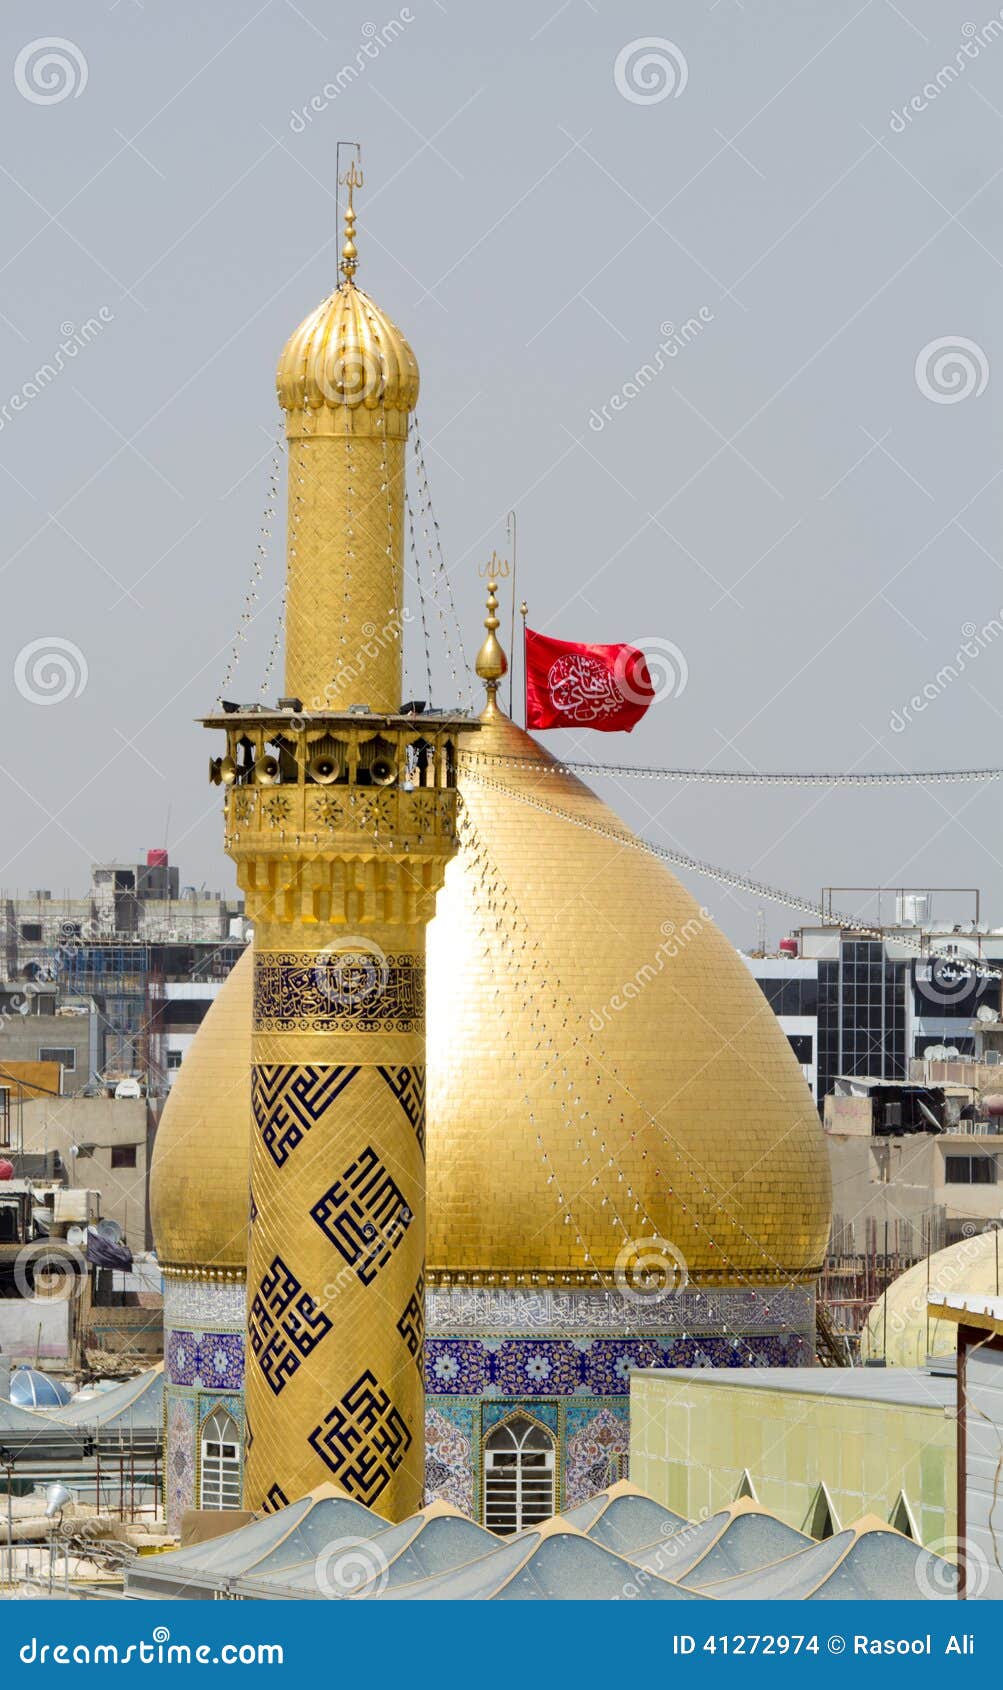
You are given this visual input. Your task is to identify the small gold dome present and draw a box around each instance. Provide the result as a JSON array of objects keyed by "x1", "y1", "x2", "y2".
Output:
[
  {"x1": 861, "y1": 1229, "x2": 1002, "y2": 1366},
  {"x1": 276, "y1": 283, "x2": 419, "y2": 416},
  {"x1": 152, "y1": 718, "x2": 830, "y2": 1283}
]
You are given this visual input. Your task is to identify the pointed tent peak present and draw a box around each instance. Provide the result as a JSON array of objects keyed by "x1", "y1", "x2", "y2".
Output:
[
  {"x1": 339, "y1": 157, "x2": 363, "y2": 285},
  {"x1": 414, "y1": 1498, "x2": 473, "y2": 1523},
  {"x1": 596, "y1": 1478, "x2": 649, "y2": 1501},
  {"x1": 300, "y1": 1480, "x2": 364, "y2": 1506},
  {"x1": 735, "y1": 1469, "x2": 758, "y2": 1502},
  {"x1": 849, "y1": 1512, "x2": 912, "y2": 1539},
  {"x1": 722, "y1": 1494, "x2": 774, "y2": 1521},
  {"x1": 475, "y1": 560, "x2": 509, "y2": 719},
  {"x1": 528, "y1": 1513, "x2": 591, "y2": 1542}
]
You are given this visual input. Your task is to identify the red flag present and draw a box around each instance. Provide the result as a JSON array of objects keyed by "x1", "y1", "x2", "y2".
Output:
[{"x1": 524, "y1": 628, "x2": 654, "y2": 732}]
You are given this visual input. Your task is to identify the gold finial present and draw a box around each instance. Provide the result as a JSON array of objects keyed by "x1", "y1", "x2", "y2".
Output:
[
  {"x1": 339, "y1": 159, "x2": 363, "y2": 283},
  {"x1": 475, "y1": 572, "x2": 509, "y2": 718}
]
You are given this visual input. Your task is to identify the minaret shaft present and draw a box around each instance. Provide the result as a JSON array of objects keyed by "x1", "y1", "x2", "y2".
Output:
[
  {"x1": 206, "y1": 174, "x2": 467, "y2": 1522},
  {"x1": 283, "y1": 409, "x2": 407, "y2": 714}
]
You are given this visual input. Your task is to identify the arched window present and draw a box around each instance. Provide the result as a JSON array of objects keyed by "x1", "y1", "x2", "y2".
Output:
[
  {"x1": 483, "y1": 1414, "x2": 556, "y2": 1535},
  {"x1": 200, "y1": 1407, "x2": 241, "y2": 1511}
]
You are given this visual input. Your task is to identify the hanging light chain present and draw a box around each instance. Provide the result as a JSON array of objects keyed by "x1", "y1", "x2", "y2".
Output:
[
  {"x1": 411, "y1": 417, "x2": 474, "y2": 708},
  {"x1": 462, "y1": 768, "x2": 1003, "y2": 986},
  {"x1": 461, "y1": 749, "x2": 1003, "y2": 787},
  {"x1": 217, "y1": 425, "x2": 283, "y2": 704}
]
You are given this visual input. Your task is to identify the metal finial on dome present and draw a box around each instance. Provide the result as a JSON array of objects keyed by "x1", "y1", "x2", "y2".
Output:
[
  {"x1": 339, "y1": 158, "x2": 363, "y2": 283},
  {"x1": 475, "y1": 559, "x2": 509, "y2": 718}
]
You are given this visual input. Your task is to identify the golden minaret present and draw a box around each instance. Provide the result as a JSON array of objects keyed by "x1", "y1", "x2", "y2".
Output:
[{"x1": 206, "y1": 164, "x2": 468, "y2": 1519}]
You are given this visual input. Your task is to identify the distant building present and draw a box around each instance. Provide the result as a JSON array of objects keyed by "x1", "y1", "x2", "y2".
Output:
[
  {"x1": 744, "y1": 888, "x2": 1003, "y2": 1106},
  {"x1": 0, "y1": 851, "x2": 246, "y2": 1096}
]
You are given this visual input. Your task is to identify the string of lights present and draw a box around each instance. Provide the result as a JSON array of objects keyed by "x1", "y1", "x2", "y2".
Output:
[
  {"x1": 405, "y1": 487, "x2": 435, "y2": 703},
  {"x1": 461, "y1": 766, "x2": 1003, "y2": 986},
  {"x1": 459, "y1": 807, "x2": 816, "y2": 1356},
  {"x1": 411, "y1": 418, "x2": 475, "y2": 709},
  {"x1": 216, "y1": 429, "x2": 283, "y2": 705},
  {"x1": 460, "y1": 749, "x2": 1003, "y2": 787}
]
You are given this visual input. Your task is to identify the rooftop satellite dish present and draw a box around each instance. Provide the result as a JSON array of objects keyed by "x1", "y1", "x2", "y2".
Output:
[
  {"x1": 944, "y1": 1046, "x2": 961, "y2": 1059},
  {"x1": 96, "y1": 1218, "x2": 124, "y2": 1244},
  {"x1": 926, "y1": 1045, "x2": 948, "y2": 1061},
  {"x1": 977, "y1": 1005, "x2": 998, "y2": 1023}
]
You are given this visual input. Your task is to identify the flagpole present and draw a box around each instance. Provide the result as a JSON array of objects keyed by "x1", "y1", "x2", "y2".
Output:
[
  {"x1": 506, "y1": 510, "x2": 517, "y2": 718},
  {"x1": 520, "y1": 599, "x2": 528, "y2": 727}
]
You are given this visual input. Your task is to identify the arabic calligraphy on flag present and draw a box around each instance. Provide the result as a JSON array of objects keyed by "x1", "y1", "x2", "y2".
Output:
[{"x1": 524, "y1": 628, "x2": 655, "y2": 732}]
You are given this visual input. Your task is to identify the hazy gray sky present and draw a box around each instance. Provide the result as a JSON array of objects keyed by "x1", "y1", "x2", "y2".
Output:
[{"x1": 2, "y1": 0, "x2": 1001, "y2": 946}]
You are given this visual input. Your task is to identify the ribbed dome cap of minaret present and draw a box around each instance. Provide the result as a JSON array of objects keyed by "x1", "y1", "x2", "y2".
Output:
[{"x1": 276, "y1": 161, "x2": 419, "y2": 419}]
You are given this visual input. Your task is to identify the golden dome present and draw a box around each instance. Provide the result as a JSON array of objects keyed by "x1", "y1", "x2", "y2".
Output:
[
  {"x1": 276, "y1": 161, "x2": 418, "y2": 420},
  {"x1": 276, "y1": 281, "x2": 419, "y2": 417},
  {"x1": 152, "y1": 714, "x2": 830, "y2": 1283},
  {"x1": 149, "y1": 955, "x2": 251, "y2": 1275},
  {"x1": 860, "y1": 1229, "x2": 1002, "y2": 1366}
]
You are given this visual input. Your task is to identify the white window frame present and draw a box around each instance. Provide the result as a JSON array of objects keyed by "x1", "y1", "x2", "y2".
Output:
[
  {"x1": 199, "y1": 1406, "x2": 241, "y2": 1511},
  {"x1": 483, "y1": 1413, "x2": 556, "y2": 1535}
]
